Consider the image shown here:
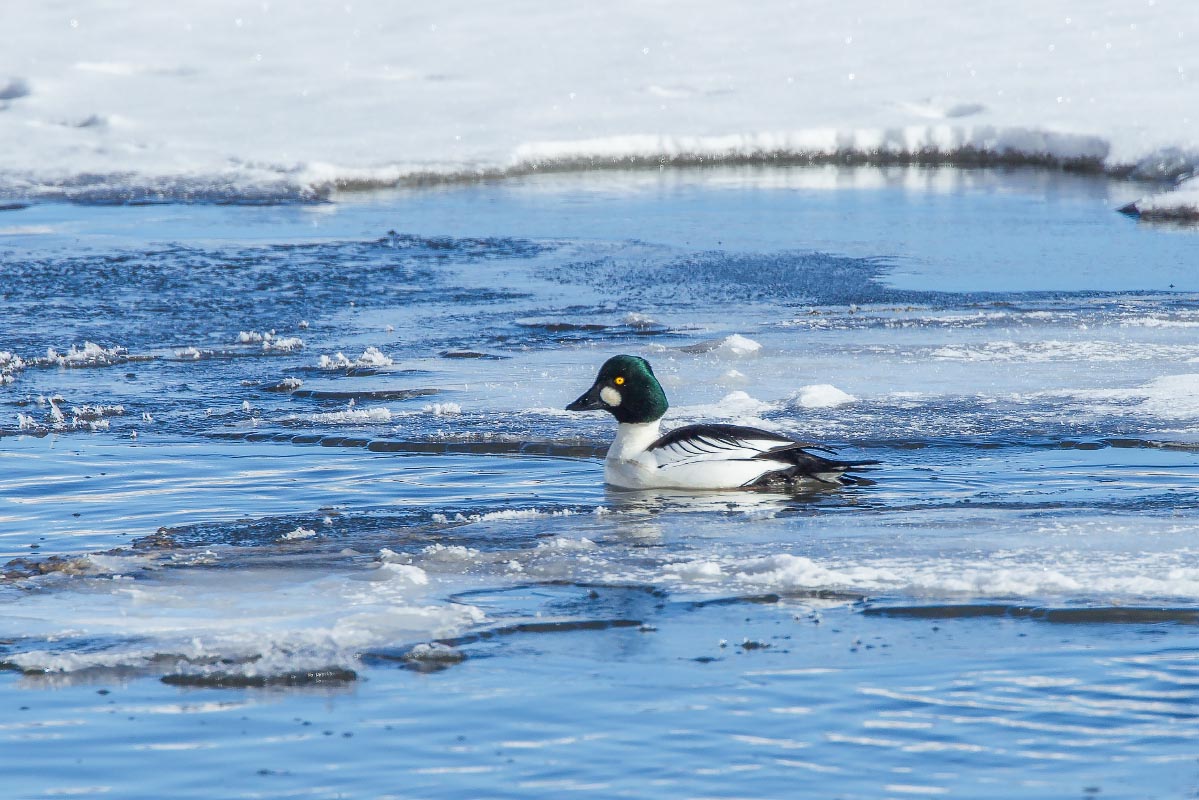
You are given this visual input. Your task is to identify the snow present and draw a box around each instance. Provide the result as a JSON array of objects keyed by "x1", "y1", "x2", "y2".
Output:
[{"x1": 1, "y1": 0, "x2": 1196, "y2": 204}]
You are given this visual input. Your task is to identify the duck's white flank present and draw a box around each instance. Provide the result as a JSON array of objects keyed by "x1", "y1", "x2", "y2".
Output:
[{"x1": 604, "y1": 420, "x2": 836, "y2": 490}]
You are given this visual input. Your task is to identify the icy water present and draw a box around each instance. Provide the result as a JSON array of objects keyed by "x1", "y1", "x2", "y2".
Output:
[{"x1": 2, "y1": 166, "x2": 1199, "y2": 798}]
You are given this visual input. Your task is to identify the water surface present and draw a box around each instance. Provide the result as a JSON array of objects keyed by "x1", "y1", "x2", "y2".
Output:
[{"x1": 2, "y1": 166, "x2": 1198, "y2": 798}]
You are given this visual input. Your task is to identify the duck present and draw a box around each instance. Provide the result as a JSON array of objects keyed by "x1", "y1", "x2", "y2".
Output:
[{"x1": 566, "y1": 354, "x2": 877, "y2": 491}]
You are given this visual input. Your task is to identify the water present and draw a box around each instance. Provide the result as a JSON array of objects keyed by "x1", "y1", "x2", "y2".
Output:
[{"x1": 2, "y1": 166, "x2": 1198, "y2": 798}]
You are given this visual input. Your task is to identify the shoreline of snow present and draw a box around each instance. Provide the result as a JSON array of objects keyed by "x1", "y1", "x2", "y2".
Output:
[
  {"x1": 0, "y1": 130, "x2": 1186, "y2": 207},
  {"x1": 2, "y1": 125, "x2": 1194, "y2": 210},
  {"x1": 2, "y1": 0, "x2": 1196, "y2": 209}
]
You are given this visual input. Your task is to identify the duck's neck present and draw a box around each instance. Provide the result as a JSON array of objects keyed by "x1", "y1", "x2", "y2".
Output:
[{"x1": 607, "y1": 419, "x2": 662, "y2": 461}]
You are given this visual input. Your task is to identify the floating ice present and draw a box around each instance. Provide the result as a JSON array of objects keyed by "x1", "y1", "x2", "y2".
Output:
[
  {"x1": 686, "y1": 549, "x2": 1199, "y2": 603},
  {"x1": 375, "y1": 550, "x2": 430, "y2": 584},
  {"x1": 665, "y1": 560, "x2": 724, "y2": 580},
  {"x1": 71, "y1": 405, "x2": 125, "y2": 420},
  {"x1": 4, "y1": 562, "x2": 482, "y2": 678},
  {"x1": 423, "y1": 402, "x2": 462, "y2": 416},
  {"x1": 304, "y1": 407, "x2": 394, "y2": 424},
  {"x1": 239, "y1": 331, "x2": 304, "y2": 352},
  {"x1": 421, "y1": 543, "x2": 483, "y2": 562},
  {"x1": 931, "y1": 340, "x2": 1199, "y2": 363},
  {"x1": 280, "y1": 527, "x2": 316, "y2": 541},
  {"x1": 40, "y1": 342, "x2": 129, "y2": 368},
  {"x1": 622, "y1": 312, "x2": 660, "y2": 329},
  {"x1": 448, "y1": 508, "x2": 581, "y2": 524},
  {"x1": 317, "y1": 346, "x2": 394, "y2": 370},
  {"x1": 263, "y1": 336, "x2": 303, "y2": 353},
  {"x1": 719, "y1": 334, "x2": 763, "y2": 357},
  {"x1": 789, "y1": 384, "x2": 857, "y2": 409},
  {"x1": 535, "y1": 535, "x2": 596, "y2": 552},
  {"x1": 1086, "y1": 373, "x2": 1199, "y2": 420},
  {"x1": 0, "y1": 350, "x2": 25, "y2": 384},
  {"x1": 672, "y1": 390, "x2": 776, "y2": 424}
]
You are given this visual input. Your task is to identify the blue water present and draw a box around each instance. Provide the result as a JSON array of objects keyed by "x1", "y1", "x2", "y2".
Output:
[{"x1": 2, "y1": 166, "x2": 1198, "y2": 798}]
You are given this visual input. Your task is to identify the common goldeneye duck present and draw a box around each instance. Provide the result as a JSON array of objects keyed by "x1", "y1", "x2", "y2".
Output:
[{"x1": 566, "y1": 354, "x2": 878, "y2": 490}]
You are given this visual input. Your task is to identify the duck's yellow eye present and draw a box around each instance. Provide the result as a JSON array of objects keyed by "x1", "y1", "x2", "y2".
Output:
[{"x1": 614, "y1": 376, "x2": 625, "y2": 386}]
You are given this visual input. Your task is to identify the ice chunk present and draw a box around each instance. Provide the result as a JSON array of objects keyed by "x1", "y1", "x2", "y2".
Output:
[
  {"x1": 317, "y1": 346, "x2": 394, "y2": 369},
  {"x1": 789, "y1": 384, "x2": 857, "y2": 409}
]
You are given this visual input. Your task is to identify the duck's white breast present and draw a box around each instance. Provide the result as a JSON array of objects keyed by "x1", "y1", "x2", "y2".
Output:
[{"x1": 605, "y1": 456, "x2": 774, "y2": 490}]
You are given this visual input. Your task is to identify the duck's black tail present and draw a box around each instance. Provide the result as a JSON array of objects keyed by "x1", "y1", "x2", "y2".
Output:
[{"x1": 747, "y1": 444, "x2": 880, "y2": 489}]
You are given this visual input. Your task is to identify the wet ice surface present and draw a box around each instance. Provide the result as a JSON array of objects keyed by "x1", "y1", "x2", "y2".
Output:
[{"x1": 2, "y1": 167, "x2": 1199, "y2": 798}]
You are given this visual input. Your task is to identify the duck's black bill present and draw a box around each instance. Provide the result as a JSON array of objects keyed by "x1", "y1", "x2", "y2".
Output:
[{"x1": 566, "y1": 384, "x2": 605, "y2": 412}]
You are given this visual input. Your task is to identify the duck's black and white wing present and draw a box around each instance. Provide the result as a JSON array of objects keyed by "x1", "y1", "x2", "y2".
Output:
[{"x1": 646, "y1": 423, "x2": 876, "y2": 488}]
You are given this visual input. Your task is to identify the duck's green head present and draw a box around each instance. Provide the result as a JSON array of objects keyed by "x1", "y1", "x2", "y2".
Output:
[{"x1": 566, "y1": 354, "x2": 669, "y2": 424}]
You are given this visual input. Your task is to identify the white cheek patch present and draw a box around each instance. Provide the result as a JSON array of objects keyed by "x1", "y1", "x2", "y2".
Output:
[{"x1": 600, "y1": 386, "x2": 623, "y2": 407}]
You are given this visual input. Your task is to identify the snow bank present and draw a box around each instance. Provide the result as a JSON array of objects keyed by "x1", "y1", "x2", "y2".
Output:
[{"x1": 0, "y1": 0, "x2": 1196, "y2": 204}]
